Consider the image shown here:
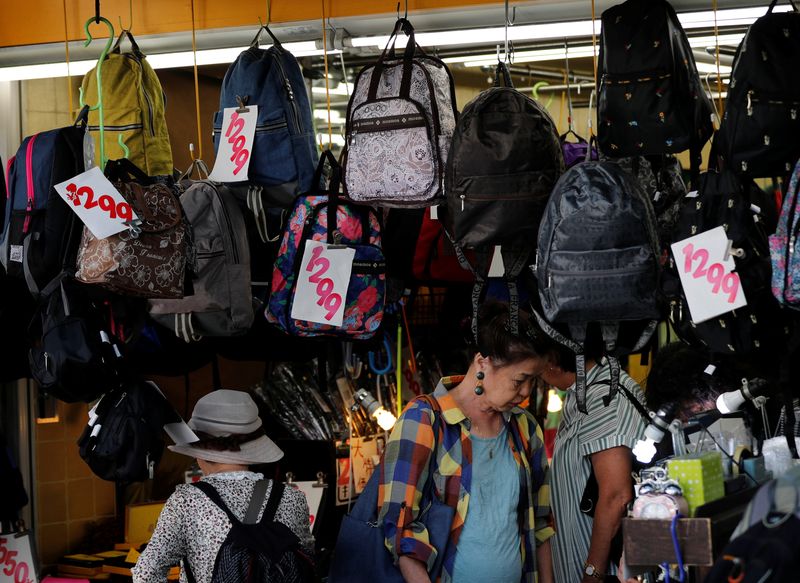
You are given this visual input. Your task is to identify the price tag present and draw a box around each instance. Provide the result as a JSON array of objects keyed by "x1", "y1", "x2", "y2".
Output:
[
  {"x1": 0, "y1": 533, "x2": 38, "y2": 583},
  {"x1": 209, "y1": 106, "x2": 258, "y2": 182},
  {"x1": 670, "y1": 226, "x2": 748, "y2": 324},
  {"x1": 291, "y1": 482, "x2": 325, "y2": 528},
  {"x1": 488, "y1": 245, "x2": 505, "y2": 277},
  {"x1": 54, "y1": 166, "x2": 139, "y2": 240},
  {"x1": 291, "y1": 240, "x2": 355, "y2": 327}
]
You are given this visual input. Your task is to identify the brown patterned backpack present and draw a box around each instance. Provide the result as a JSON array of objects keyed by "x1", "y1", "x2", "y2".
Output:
[{"x1": 76, "y1": 159, "x2": 191, "y2": 299}]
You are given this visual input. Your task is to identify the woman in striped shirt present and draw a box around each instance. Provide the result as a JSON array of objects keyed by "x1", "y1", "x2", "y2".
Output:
[{"x1": 377, "y1": 302, "x2": 556, "y2": 583}]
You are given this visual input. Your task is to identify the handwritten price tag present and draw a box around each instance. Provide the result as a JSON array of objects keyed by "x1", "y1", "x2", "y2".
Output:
[
  {"x1": 54, "y1": 166, "x2": 139, "y2": 240},
  {"x1": 0, "y1": 533, "x2": 38, "y2": 583},
  {"x1": 670, "y1": 226, "x2": 748, "y2": 324},
  {"x1": 291, "y1": 240, "x2": 355, "y2": 327},
  {"x1": 210, "y1": 106, "x2": 258, "y2": 182}
]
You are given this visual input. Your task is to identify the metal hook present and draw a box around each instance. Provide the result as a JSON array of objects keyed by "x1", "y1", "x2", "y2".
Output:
[
  {"x1": 118, "y1": 0, "x2": 132, "y2": 32},
  {"x1": 396, "y1": 0, "x2": 408, "y2": 20}
]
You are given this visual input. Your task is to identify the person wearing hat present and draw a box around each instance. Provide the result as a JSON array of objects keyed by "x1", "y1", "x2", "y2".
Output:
[{"x1": 132, "y1": 390, "x2": 314, "y2": 583}]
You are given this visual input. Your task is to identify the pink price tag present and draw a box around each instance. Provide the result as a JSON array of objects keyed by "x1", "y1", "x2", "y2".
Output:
[
  {"x1": 670, "y1": 226, "x2": 748, "y2": 323},
  {"x1": 291, "y1": 240, "x2": 355, "y2": 328},
  {"x1": 0, "y1": 534, "x2": 37, "y2": 583},
  {"x1": 209, "y1": 106, "x2": 258, "y2": 182}
]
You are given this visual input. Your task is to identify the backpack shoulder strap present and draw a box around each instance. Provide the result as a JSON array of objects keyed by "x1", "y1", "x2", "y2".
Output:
[
  {"x1": 191, "y1": 481, "x2": 241, "y2": 525},
  {"x1": 260, "y1": 480, "x2": 286, "y2": 524},
  {"x1": 244, "y1": 479, "x2": 270, "y2": 524}
]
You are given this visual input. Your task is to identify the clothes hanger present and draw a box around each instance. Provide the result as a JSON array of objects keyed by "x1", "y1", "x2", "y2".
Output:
[{"x1": 78, "y1": 3, "x2": 115, "y2": 171}]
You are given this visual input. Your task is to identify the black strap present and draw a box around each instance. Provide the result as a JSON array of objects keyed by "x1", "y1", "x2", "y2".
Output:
[
  {"x1": 104, "y1": 157, "x2": 152, "y2": 184},
  {"x1": 112, "y1": 29, "x2": 144, "y2": 57},
  {"x1": 494, "y1": 61, "x2": 513, "y2": 88},
  {"x1": 568, "y1": 323, "x2": 589, "y2": 414},
  {"x1": 600, "y1": 322, "x2": 620, "y2": 403},
  {"x1": 250, "y1": 24, "x2": 283, "y2": 50},
  {"x1": 191, "y1": 481, "x2": 241, "y2": 525},
  {"x1": 780, "y1": 327, "x2": 800, "y2": 458},
  {"x1": 245, "y1": 479, "x2": 270, "y2": 524},
  {"x1": 769, "y1": 0, "x2": 799, "y2": 13},
  {"x1": 260, "y1": 481, "x2": 285, "y2": 524},
  {"x1": 370, "y1": 18, "x2": 417, "y2": 100}
]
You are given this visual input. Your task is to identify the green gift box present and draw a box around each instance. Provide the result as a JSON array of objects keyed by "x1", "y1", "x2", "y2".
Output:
[{"x1": 667, "y1": 451, "x2": 725, "y2": 516}]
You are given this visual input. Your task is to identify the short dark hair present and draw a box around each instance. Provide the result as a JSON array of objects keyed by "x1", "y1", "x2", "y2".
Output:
[
  {"x1": 475, "y1": 301, "x2": 553, "y2": 366},
  {"x1": 645, "y1": 342, "x2": 738, "y2": 412}
]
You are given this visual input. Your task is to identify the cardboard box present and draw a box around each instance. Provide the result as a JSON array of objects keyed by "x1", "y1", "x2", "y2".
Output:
[
  {"x1": 125, "y1": 501, "x2": 166, "y2": 546},
  {"x1": 667, "y1": 451, "x2": 725, "y2": 516}
]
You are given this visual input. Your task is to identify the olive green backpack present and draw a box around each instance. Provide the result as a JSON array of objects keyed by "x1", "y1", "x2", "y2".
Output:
[{"x1": 80, "y1": 31, "x2": 173, "y2": 176}]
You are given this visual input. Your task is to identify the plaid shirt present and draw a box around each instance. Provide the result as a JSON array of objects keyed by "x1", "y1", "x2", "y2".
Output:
[{"x1": 378, "y1": 377, "x2": 555, "y2": 583}]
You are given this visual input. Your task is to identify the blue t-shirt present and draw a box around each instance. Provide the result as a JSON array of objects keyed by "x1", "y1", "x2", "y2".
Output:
[{"x1": 452, "y1": 425, "x2": 522, "y2": 583}]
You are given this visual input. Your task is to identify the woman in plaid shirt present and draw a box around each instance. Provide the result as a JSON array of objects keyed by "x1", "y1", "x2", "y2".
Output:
[{"x1": 377, "y1": 302, "x2": 555, "y2": 583}]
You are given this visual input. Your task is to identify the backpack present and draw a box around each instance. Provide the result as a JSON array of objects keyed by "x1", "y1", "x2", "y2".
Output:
[
  {"x1": 663, "y1": 168, "x2": 786, "y2": 357},
  {"x1": 772, "y1": 159, "x2": 800, "y2": 308},
  {"x1": 343, "y1": 18, "x2": 457, "y2": 207},
  {"x1": 265, "y1": 152, "x2": 385, "y2": 339},
  {"x1": 213, "y1": 27, "x2": 318, "y2": 206},
  {"x1": 28, "y1": 276, "x2": 120, "y2": 403},
  {"x1": 444, "y1": 62, "x2": 564, "y2": 250},
  {"x1": 80, "y1": 31, "x2": 173, "y2": 176},
  {"x1": 77, "y1": 377, "x2": 168, "y2": 482},
  {"x1": 148, "y1": 180, "x2": 254, "y2": 340},
  {"x1": 0, "y1": 107, "x2": 89, "y2": 295},
  {"x1": 706, "y1": 480, "x2": 800, "y2": 583},
  {"x1": 534, "y1": 161, "x2": 661, "y2": 413},
  {"x1": 188, "y1": 480, "x2": 316, "y2": 583},
  {"x1": 597, "y1": 0, "x2": 714, "y2": 176},
  {"x1": 715, "y1": 0, "x2": 800, "y2": 177}
]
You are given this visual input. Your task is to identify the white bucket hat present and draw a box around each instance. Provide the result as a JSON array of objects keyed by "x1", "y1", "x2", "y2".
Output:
[{"x1": 168, "y1": 390, "x2": 284, "y2": 465}]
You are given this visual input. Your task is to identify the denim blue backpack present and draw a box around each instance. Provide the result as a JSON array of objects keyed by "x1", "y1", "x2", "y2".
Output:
[{"x1": 213, "y1": 26, "x2": 318, "y2": 208}]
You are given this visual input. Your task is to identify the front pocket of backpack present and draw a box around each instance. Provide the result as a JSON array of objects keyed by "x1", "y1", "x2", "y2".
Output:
[
  {"x1": 599, "y1": 71, "x2": 691, "y2": 155},
  {"x1": 545, "y1": 247, "x2": 658, "y2": 321},
  {"x1": 345, "y1": 99, "x2": 437, "y2": 204},
  {"x1": 89, "y1": 107, "x2": 146, "y2": 167}
]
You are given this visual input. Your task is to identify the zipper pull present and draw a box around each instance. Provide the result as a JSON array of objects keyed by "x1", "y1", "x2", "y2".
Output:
[
  {"x1": 44, "y1": 352, "x2": 50, "y2": 372},
  {"x1": 746, "y1": 90, "x2": 754, "y2": 116},
  {"x1": 114, "y1": 391, "x2": 127, "y2": 408},
  {"x1": 460, "y1": 194, "x2": 465, "y2": 211},
  {"x1": 285, "y1": 80, "x2": 294, "y2": 101},
  {"x1": 147, "y1": 453, "x2": 155, "y2": 479},
  {"x1": 791, "y1": 236, "x2": 796, "y2": 256}
]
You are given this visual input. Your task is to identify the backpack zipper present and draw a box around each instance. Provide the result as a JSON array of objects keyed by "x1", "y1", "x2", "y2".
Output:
[
  {"x1": 23, "y1": 134, "x2": 38, "y2": 233},
  {"x1": 88, "y1": 123, "x2": 144, "y2": 132},
  {"x1": 126, "y1": 54, "x2": 157, "y2": 137},
  {"x1": 272, "y1": 54, "x2": 302, "y2": 134},
  {"x1": 211, "y1": 120, "x2": 288, "y2": 140},
  {"x1": 209, "y1": 183, "x2": 240, "y2": 264},
  {"x1": 746, "y1": 90, "x2": 800, "y2": 117}
]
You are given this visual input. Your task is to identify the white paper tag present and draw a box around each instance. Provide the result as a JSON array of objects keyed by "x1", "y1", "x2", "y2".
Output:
[
  {"x1": 430, "y1": 205, "x2": 439, "y2": 220},
  {"x1": 670, "y1": 226, "x2": 748, "y2": 324},
  {"x1": 488, "y1": 245, "x2": 505, "y2": 277},
  {"x1": 209, "y1": 105, "x2": 258, "y2": 182},
  {"x1": 54, "y1": 166, "x2": 139, "y2": 240},
  {"x1": 292, "y1": 481, "x2": 325, "y2": 529},
  {"x1": 9, "y1": 245, "x2": 23, "y2": 263},
  {"x1": 164, "y1": 422, "x2": 200, "y2": 445},
  {"x1": 291, "y1": 240, "x2": 355, "y2": 327},
  {"x1": 0, "y1": 532, "x2": 39, "y2": 583},
  {"x1": 685, "y1": 190, "x2": 699, "y2": 199}
]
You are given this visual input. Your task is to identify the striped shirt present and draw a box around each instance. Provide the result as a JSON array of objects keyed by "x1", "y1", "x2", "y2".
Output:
[
  {"x1": 550, "y1": 361, "x2": 647, "y2": 583},
  {"x1": 378, "y1": 377, "x2": 555, "y2": 583}
]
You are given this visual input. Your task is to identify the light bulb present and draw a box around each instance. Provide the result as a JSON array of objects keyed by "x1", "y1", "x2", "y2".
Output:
[
  {"x1": 546, "y1": 389, "x2": 563, "y2": 413},
  {"x1": 373, "y1": 408, "x2": 397, "y2": 431}
]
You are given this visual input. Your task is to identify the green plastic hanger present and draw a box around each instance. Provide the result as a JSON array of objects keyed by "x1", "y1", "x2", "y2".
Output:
[{"x1": 78, "y1": 15, "x2": 115, "y2": 171}]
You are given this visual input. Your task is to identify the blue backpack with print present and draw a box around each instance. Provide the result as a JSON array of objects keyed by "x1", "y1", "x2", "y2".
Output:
[
  {"x1": 265, "y1": 151, "x2": 385, "y2": 340},
  {"x1": 213, "y1": 26, "x2": 318, "y2": 208}
]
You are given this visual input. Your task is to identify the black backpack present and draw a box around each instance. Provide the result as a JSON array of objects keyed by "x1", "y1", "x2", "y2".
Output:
[
  {"x1": 534, "y1": 161, "x2": 660, "y2": 413},
  {"x1": 715, "y1": 0, "x2": 800, "y2": 177},
  {"x1": 77, "y1": 378, "x2": 168, "y2": 482},
  {"x1": 188, "y1": 480, "x2": 315, "y2": 583},
  {"x1": 597, "y1": 0, "x2": 713, "y2": 177},
  {"x1": 706, "y1": 480, "x2": 800, "y2": 583},
  {"x1": 661, "y1": 168, "x2": 787, "y2": 360},
  {"x1": 0, "y1": 107, "x2": 89, "y2": 295},
  {"x1": 444, "y1": 62, "x2": 564, "y2": 250},
  {"x1": 28, "y1": 276, "x2": 120, "y2": 403}
]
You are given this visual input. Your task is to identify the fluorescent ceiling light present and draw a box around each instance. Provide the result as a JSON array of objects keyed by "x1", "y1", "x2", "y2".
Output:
[
  {"x1": 350, "y1": 5, "x2": 787, "y2": 50},
  {"x1": 0, "y1": 41, "x2": 337, "y2": 81}
]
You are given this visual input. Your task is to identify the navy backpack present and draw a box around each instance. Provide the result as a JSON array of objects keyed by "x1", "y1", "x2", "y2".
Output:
[{"x1": 213, "y1": 26, "x2": 318, "y2": 208}]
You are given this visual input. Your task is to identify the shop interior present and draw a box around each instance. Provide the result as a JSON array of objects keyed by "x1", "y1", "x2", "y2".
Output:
[{"x1": 1, "y1": 0, "x2": 799, "y2": 582}]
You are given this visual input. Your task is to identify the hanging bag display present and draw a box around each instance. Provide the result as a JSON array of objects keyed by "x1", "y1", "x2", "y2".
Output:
[
  {"x1": 80, "y1": 30, "x2": 173, "y2": 176},
  {"x1": 343, "y1": 18, "x2": 457, "y2": 207},
  {"x1": 213, "y1": 25, "x2": 318, "y2": 207},
  {"x1": 266, "y1": 151, "x2": 386, "y2": 340},
  {"x1": 771, "y1": 157, "x2": 800, "y2": 309},
  {"x1": 597, "y1": 0, "x2": 714, "y2": 179},
  {"x1": 715, "y1": 0, "x2": 800, "y2": 177},
  {"x1": 75, "y1": 158, "x2": 191, "y2": 299}
]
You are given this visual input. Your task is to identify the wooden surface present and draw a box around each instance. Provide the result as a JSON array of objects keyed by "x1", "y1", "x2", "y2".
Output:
[{"x1": 624, "y1": 518, "x2": 714, "y2": 567}]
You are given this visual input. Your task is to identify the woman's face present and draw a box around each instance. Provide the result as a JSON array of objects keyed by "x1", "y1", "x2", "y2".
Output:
[{"x1": 478, "y1": 355, "x2": 547, "y2": 412}]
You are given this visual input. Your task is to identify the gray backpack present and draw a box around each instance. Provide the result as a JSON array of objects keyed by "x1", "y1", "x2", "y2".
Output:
[
  {"x1": 149, "y1": 180, "x2": 253, "y2": 340},
  {"x1": 343, "y1": 18, "x2": 457, "y2": 207}
]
